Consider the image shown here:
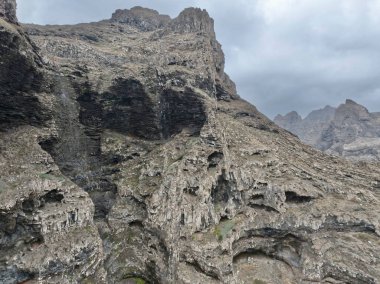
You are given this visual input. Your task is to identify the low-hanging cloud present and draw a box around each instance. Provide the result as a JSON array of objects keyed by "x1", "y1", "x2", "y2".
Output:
[{"x1": 17, "y1": 0, "x2": 380, "y2": 118}]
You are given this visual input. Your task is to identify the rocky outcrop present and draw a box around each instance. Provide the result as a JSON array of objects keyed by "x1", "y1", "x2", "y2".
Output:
[
  {"x1": 275, "y1": 101, "x2": 380, "y2": 161},
  {"x1": 168, "y1": 8, "x2": 216, "y2": 38},
  {"x1": 111, "y1": 6, "x2": 171, "y2": 31},
  {"x1": 0, "y1": 0, "x2": 17, "y2": 24},
  {"x1": 1, "y1": 2, "x2": 380, "y2": 283}
]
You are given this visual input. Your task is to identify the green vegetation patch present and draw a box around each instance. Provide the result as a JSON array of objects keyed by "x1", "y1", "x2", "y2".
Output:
[
  {"x1": 123, "y1": 277, "x2": 146, "y2": 284},
  {"x1": 253, "y1": 280, "x2": 267, "y2": 284},
  {"x1": 214, "y1": 219, "x2": 235, "y2": 241},
  {"x1": 39, "y1": 173, "x2": 65, "y2": 181}
]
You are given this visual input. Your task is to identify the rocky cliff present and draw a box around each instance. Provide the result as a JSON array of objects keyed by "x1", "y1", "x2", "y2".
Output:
[
  {"x1": 275, "y1": 100, "x2": 380, "y2": 161},
  {"x1": 0, "y1": 0, "x2": 16, "y2": 24},
  {"x1": 1, "y1": 2, "x2": 380, "y2": 283}
]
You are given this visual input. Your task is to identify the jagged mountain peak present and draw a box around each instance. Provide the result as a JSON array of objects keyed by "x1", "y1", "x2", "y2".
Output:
[
  {"x1": 274, "y1": 111, "x2": 302, "y2": 131},
  {"x1": 345, "y1": 98, "x2": 359, "y2": 105},
  {"x1": 274, "y1": 99, "x2": 380, "y2": 160},
  {"x1": 304, "y1": 105, "x2": 336, "y2": 123},
  {"x1": 169, "y1": 7, "x2": 215, "y2": 37},
  {"x1": 285, "y1": 110, "x2": 301, "y2": 118},
  {"x1": 335, "y1": 98, "x2": 370, "y2": 122}
]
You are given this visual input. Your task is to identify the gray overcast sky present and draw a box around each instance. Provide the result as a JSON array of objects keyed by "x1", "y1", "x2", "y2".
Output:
[{"x1": 17, "y1": 0, "x2": 380, "y2": 118}]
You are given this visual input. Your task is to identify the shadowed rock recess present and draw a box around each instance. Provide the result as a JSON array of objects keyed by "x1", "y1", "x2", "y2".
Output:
[{"x1": 0, "y1": 2, "x2": 379, "y2": 284}]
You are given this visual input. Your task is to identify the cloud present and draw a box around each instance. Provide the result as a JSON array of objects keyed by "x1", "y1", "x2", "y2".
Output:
[{"x1": 17, "y1": 0, "x2": 380, "y2": 118}]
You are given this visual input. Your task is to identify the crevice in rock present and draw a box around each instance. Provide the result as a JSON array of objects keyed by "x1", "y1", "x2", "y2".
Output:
[
  {"x1": 243, "y1": 228, "x2": 302, "y2": 239},
  {"x1": 211, "y1": 170, "x2": 241, "y2": 206},
  {"x1": 183, "y1": 186, "x2": 199, "y2": 196},
  {"x1": 250, "y1": 194, "x2": 264, "y2": 200},
  {"x1": 41, "y1": 189, "x2": 64, "y2": 203},
  {"x1": 129, "y1": 220, "x2": 144, "y2": 228},
  {"x1": 322, "y1": 265, "x2": 376, "y2": 284},
  {"x1": 321, "y1": 216, "x2": 376, "y2": 234},
  {"x1": 285, "y1": 191, "x2": 314, "y2": 203},
  {"x1": 233, "y1": 234, "x2": 303, "y2": 271},
  {"x1": 233, "y1": 249, "x2": 270, "y2": 263},
  {"x1": 183, "y1": 260, "x2": 221, "y2": 281},
  {"x1": 207, "y1": 151, "x2": 223, "y2": 169},
  {"x1": 248, "y1": 203, "x2": 279, "y2": 212}
]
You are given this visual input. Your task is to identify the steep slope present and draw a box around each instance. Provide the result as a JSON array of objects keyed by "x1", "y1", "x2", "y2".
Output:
[
  {"x1": 0, "y1": 2, "x2": 105, "y2": 283},
  {"x1": 1, "y1": 3, "x2": 380, "y2": 284},
  {"x1": 275, "y1": 100, "x2": 380, "y2": 161}
]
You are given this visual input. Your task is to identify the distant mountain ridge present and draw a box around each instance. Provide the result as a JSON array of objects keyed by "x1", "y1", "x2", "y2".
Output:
[{"x1": 274, "y1": 99, "x2": 380, "y2": 161}]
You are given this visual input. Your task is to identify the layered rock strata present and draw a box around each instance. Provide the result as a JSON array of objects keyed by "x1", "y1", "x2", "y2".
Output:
[{"x1": 0, "y1": 3, "x2": 379, "y2": 283}]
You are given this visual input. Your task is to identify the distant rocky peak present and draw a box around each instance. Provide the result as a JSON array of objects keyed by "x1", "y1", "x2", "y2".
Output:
[
  {"x1": 273, "y1": 111, "x2": 302, "y2": 133},
  {"x1": 169, "y1": 7, "x2": 215, "y2": 37},
  {"x1": 304, "y1": 105, "x2": 336, "y2": 123},
  {"x1": 345, "y1": 99, "x2": 358, "y2": 105},
  {"x1": 335, "y1": 99, "x2": 370, "y2": 122},
  {"x1": 0, "y1": 0, "x2": 17, "y2": 24},
  {"x1": 340, "y1": 99, "x2": 367, "y2": 111},
  {"x1": 275, "y1": 111, "x2": 302, "y2": 123},
  {"x1": 111, "y1": 6, "x2": 171, "y2": 31}
]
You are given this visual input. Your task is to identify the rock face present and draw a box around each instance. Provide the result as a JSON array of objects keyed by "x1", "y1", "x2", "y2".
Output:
[
  {"x1": 0, "y1": 4, "x2": 105, "y2": 283},
  {"x1": 169, "y1": 8, "x2": 216, "y2": 37},
  {"x1": 1, "y1": 2, "x2": 380, "y2": 283},
  {"x1": 275, "y1": 101, "x2": 380, "y2": 161},
  {"x1": 0, "y1": 0, "x2": 17, "y2": 24},
  {"x1": 111, "y1": 6, "x2": 171, "y2": 31}
]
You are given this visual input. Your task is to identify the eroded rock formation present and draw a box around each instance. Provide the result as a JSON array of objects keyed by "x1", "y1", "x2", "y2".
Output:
[
  {"x1": 1, "y1": 2, "x2": 380, "y2": 283},
  {"x1": 111, "y1": 6, "x2": 171, "y2": 31}
]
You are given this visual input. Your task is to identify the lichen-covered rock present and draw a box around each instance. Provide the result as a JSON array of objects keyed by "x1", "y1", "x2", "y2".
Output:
[{"x1": 0, "y1": 2, "x2": 379, "y2": 283}]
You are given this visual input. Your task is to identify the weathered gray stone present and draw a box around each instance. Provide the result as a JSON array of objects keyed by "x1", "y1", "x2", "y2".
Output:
[
  {"x1": 111, "y1": 6, "x2": 171, "y2": 31},
  {"x1": 0, "y1": 2, "x2": 379, "y2": 283},
  {"x1": 0, "y1": 0, "x2": 17, "y2": 23}
]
